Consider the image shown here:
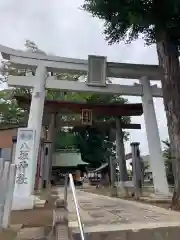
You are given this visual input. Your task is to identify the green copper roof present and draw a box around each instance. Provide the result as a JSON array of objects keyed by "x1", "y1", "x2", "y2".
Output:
[{"x1": 52, "y1": 151, "x2": 88, "y2": 167}]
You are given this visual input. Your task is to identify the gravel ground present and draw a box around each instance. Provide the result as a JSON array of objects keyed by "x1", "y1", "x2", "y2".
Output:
[
  {"x1": 0, "y1": 229, "x2": 17, "y2": 240},
  {"x1": 10, "y1": 192, "x2": 58, "y2": 227},
  {"x1": 0, "y1": 189, "x2": 58, "y2": 240}
]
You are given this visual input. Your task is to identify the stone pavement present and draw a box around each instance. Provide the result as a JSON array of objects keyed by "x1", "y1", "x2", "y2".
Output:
[{"x1": 56, "y1": 188, "x2": 180, "y2": 239}]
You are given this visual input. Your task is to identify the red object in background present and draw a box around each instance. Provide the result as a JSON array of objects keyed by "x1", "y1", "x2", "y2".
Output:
[
  {"x1": 15, "y1": 95, "x2": 143, "y2": 116},
  {"x1": 81, "y1": 109, "x2": 92, "y2": 125},
  {"x1": 35, "y1": 147, "x2": 41, "y2": 190}
]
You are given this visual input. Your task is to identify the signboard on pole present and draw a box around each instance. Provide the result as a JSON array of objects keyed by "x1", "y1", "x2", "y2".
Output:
[{"x1": 81, "y1": 109, "x2": 92, "y2": 125}]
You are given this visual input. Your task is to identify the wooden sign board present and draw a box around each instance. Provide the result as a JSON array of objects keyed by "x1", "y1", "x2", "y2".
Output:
[{"x1": 81, "y1": 109, "x2": 92, "y2": 125}]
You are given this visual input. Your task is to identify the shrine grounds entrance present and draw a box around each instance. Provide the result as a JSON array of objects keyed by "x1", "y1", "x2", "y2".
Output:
[
  {"x1": 14, "y1": 95, "x2": 143, "y2": 192},
  {"x1": 0, "y1": 45, "x2": 180, "y2": 240},
  {"x1": 0, "y1": 44, "x2": 170, "y2": 210}
]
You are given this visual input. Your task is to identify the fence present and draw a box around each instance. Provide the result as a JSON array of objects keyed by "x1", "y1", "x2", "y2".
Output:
[
  {"x1": 64, "y1": 173, "x2": 85, "y2": 240},
  {"x1": 0, "y1": 158, "x2": 16, "y2": 229}
]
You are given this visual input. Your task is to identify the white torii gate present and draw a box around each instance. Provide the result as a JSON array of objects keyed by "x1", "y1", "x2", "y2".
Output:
[{"x1": 0, "y1": 45, "x2": 169, "y2": 210}]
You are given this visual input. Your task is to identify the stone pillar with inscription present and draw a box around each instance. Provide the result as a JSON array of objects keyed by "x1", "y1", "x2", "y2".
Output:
[{"x1": 12, "y1": 128, "x2": 36, "y2": 210}]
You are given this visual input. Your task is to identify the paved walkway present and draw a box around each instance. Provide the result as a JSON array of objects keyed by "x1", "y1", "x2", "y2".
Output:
[{"x1": 57, "y1": 188, "x2": 180, "y2": 239}]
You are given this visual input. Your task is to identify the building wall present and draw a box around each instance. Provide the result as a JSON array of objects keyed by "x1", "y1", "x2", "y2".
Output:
[
  {"x1": 0, "y1": 128, "x2": 17, "y2": 161},
  {"x1": 0, "y1": 127, "x2": 47, "y2": 161},
  {"x1": 0, "y1": 128, "x2": 17, "y2": 149}
]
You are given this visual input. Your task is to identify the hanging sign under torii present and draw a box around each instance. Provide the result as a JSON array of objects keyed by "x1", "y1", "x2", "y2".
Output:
[{"x1": 81, "y1": 109, "x2": 92, "y2": 125}]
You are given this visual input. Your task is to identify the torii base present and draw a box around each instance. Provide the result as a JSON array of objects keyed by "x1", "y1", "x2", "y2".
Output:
[{"x1": 12, "y1": 195, "x2": 34, "y2": 210}]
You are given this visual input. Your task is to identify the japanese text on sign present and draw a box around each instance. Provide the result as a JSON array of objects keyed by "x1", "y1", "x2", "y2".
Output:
[
  {"x1": 81, "y1": 109, "x2": 92, "y2": 125},
  {"x1": 16, "y1": 172, "x2": 28, "y2": 184},
  {"x1": 16, "y1": 130, "x2": 34, "y2": 185}
]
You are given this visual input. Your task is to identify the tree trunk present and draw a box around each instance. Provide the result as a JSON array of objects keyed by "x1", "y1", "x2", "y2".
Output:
[{"x1": 156, "y1": 32, "x2": 180, "y2": 208}]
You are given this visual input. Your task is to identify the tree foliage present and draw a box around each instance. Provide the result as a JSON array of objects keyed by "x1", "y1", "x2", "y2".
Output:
[
  {"x1": 82, "y1": 0, "x2": 180, "y2": 46},
  {"x1": 54, "y1": 129, "x2": 77, "y2": 150},
  {"x1": 73, "y1": 94, "x2": 129, "y2": 167},
  {"x1": 82, "y1": 0, "x2": 180, "y2": 203},
  {"x1": 54, "y1": 93, "x2": 130, "y2": 167},
  {"x1": 0, "y1": 41, "x2": 84, "y2": 124},
  {"x1": 0, "y1": 89, "x2": 29, "y2": 125}
]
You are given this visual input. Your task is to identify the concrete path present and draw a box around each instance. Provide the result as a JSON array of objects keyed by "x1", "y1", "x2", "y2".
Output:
[{"x1": 57, "y1": 188, "x2": 180, "y2": 240}]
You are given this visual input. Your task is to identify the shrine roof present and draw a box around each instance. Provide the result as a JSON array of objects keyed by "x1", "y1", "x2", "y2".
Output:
[
  {"x1": 15, "y1": 95, "x2": 143, "y2": 116},
  {"x1": 53, "y1": 150, "x2": 88, "y2": 167}
]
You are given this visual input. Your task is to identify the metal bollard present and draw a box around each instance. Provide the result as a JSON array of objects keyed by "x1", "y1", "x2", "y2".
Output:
[{"x1": 131, "y1": 142, "x2": 142, "y2": 199}]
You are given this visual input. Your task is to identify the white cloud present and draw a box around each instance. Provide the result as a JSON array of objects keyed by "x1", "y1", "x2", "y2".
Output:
[{"x1": 0, "y1": 0, "x2": 168, "y2": 154}]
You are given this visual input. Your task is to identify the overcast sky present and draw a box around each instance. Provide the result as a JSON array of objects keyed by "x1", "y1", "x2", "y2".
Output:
[{"x1": 0, "y1": 0, "x2": 169, "y2": 155}]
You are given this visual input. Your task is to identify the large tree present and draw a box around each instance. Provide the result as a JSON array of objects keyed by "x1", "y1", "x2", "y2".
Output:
[{"x1": 82, "y1": 0, "x2": 180, "y2": 204}]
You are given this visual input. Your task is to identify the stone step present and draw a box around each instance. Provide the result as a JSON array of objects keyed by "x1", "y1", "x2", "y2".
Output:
[
  {"x1": 55, "y1": 224, "x2": 69, "y2": 240},
  {"x1": 14, "y1": 227, "x2": 50, "y2": 240},
  {"x1": 72, "y1": 222, "x2": 180, "y2": 240},
  {"x1": 34, "y1": 199, "x2": 47, "y2": 208},
  {"x1": 53, "y1": 200, "x2": 70, "y2": 240}
]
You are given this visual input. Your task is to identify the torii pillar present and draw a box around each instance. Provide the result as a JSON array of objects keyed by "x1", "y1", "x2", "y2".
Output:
[
  {"x1": 28, "y1": 64, "x2": 47, "y2": 193},
  {"x1": 116, "y1": 117, "x2": 128, "y2": 196},
  {"x1": 140, "y1": 77, "x2": 169, "y2": 196},
  {"x1": 12, "y1": 64, "x2": 46, "y2": 210},
  {"x1": 116, "y1": 117, "x2": 128, "y2": 181}
]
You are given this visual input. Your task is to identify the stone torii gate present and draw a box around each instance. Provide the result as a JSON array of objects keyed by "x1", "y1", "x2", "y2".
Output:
[
  {"x1": 15, "y1": 95, "x2": 143, "y2": 189},
  {"x1": 0, "y1": 45, "x2": 169, "y2": 210}
]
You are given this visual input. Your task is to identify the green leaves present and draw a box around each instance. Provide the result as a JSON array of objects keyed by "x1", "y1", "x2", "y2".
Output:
[
  {"x1": 55, "y1": 130, "x2": 77, "y2": 150},
  {"x1": 73, "y1": 126, "x2": 109, "y2": 167},
  {"x1": 0, "y1": 88, "x2": 28, "y2": 125},
  {"x1": 82, "y1": 0, "x2": 180, "y2": 45},
  {"x1": 70, "y1": 94, "x2": 130, "y2": 167}
]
